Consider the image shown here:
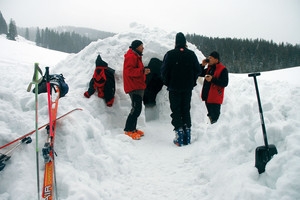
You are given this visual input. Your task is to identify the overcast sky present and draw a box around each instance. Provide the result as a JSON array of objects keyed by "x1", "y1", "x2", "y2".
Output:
[{"x1": 1, "y1": 0, "x2": 299, "y2": 45}]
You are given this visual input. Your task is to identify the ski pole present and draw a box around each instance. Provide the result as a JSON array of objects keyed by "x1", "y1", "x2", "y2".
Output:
[{"x1": 27, "y1": 63, "x2": 43, "y2": 200}]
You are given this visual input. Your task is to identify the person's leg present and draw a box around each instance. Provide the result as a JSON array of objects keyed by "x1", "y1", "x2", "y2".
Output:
[
  {"x1": 169, "y1": 91, "x2": 183, "y2": 130},
  {"x1": 169, "y1": 91, "x2": 185, "y2": 146},
  {"x1": 207, "y1": 103, "x2": 221, "y2": 124},
  {"x1": 182, "y1": 90, "x2": 192, "y2": 128},
  {"x1": 124, "y1": 93, "x2": 143, "y2": 131},
  {"x1": 182, "y1": 90, "x2": 192, "y2": 145}
]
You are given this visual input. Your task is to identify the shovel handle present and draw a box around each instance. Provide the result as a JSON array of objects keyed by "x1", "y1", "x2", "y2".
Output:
[
  {"x1": 248, "y1": 72, "x2": 261, "y2": 77},
  {"x1": 248, "y1": 72, "x2": 269, "y2": 149}
]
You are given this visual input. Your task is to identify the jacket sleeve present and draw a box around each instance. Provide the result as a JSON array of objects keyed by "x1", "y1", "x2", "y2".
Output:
[
  {"x1": 199, "y1": 64, "x2": 207, "y2": 77},
  {"x1": 212, "y1": 68, "x2": 229, "y2": 87},
  {"x1": 193, "y1": 53, "x2": 202, "y2": 79},
  {"x1": 161, "y1": 53, "x2": 169, "y2": 86}
]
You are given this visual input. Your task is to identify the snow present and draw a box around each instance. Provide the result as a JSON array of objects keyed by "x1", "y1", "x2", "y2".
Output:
[{"x1": 1, "y1": 23, "x2": 300, "y2": 200}]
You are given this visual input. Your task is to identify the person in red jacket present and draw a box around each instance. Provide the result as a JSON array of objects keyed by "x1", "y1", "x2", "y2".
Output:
[
  {"x1": 123, "y1": 40, "x2": 150, "y2": 140},
  {"x1": 200, "y1": 51, "x2": 229, "y2": 124}
]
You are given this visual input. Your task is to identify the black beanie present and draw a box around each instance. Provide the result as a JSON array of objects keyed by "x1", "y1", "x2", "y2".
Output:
[
  {"x1": 95, "y1": 55, "x2": 107, "y2": 66},
  {"x1": 209, "y1": 51, "x2": 220, "y2": 61},
  {"x1": 130, "y1": 40, "x2": 143, "y2": 49},
  {"x1": 175, "y1": 32, "x2": 186, "y2": 47}
]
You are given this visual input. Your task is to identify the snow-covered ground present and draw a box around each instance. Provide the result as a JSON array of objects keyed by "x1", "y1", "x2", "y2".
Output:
[{"x1": 0, "y1": 24, "x2": 300, "y2": 200}]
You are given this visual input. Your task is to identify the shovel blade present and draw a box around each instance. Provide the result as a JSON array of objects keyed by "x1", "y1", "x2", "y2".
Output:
[{"x1": 255, "y1": 144, "x2": 278, "y2": 174}]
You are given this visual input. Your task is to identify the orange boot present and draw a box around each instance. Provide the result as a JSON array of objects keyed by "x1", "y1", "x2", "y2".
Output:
[
  {"x1": 125, "y1": 131, "x2": 141, "y2": 140},
  {"x1": 135, "y1": 129, "x2": 144, "y2": 137}
]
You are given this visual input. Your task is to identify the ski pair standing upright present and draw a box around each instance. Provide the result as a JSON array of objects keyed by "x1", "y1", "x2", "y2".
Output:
[{"x1": 28, "y1": 65, "x2": 61, "y2": 200}]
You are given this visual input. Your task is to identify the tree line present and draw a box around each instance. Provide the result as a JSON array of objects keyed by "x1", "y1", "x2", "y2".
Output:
[
  {"x1": 186, "y1": 34, "x2": 300, "y2": 73},
  {"x1": 0, "y1": 11, "x2": 92, "y2": 53},
  {"x1": 1, "y1": 11, "x2": 300, "y2": 72},
  {"x1": 34, "y1": 27, "x2": 92, "y2": 53}
]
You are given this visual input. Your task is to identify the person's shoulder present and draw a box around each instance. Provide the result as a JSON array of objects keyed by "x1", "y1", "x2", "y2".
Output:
[
  {"x1": 184, "y1": 48, "x2": 196, "y2": 54},
  {"x1": 217, "y1": 62, "x2": 226, "y2": 68},
  {"x1": 167, "y1": 48, "x2": 176, "y2": 54},
  {"x1": 125, "y1": 49, "x2": 136, "y2": 58}
]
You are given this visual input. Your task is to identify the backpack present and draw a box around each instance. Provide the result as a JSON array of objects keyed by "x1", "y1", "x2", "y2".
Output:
[{"x1": 32, "y1": 73, "x2": 69, "y2": 98}]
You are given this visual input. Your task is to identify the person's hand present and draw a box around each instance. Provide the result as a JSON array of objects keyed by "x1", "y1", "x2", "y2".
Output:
[
  {"x1": 202, "y1": 58, "x2": 209, "y2": 66},
  {"x1": 144, "y1": 68, "x2": 151, "y2": 75},
  {"x1": 205, "y1": 75, "x2": 213, "y2": 82}
]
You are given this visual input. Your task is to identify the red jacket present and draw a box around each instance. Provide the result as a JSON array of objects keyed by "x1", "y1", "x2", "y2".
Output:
[
  {"x1": 202, "y1": 63, "x2": 228, "y2": 104},
  {"x1": 123, "y1": 49, "x2": 146, "y2": 93}
]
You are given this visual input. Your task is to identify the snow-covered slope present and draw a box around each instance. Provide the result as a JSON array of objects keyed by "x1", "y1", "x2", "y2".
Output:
[{"x1": 0, "y1": 24, "x2": 300, "y2": 200}]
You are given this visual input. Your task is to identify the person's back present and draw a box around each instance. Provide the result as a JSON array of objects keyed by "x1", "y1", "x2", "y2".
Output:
[{"x1": 163, "y1": 47, "x2": 199, "y2": 91}]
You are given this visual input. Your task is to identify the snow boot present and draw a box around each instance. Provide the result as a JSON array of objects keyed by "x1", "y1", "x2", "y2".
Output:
[
  {"x1": 136, "y1": 129, "x2": 144, "y2": 137},
  {"x1": 173, "y1": 127, "x2": 184, "y2": 147},
  {"x1": 183, "y1": 126, "x2": 191, "y2": 145},
  {"x1": 125, "y1": 131, "x2": 141, "y2": 140}
]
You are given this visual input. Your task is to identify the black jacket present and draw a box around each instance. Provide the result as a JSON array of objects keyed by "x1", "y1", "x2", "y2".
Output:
[{"x1": 161, "y1": 47, "x2": 201, "y2": 91}]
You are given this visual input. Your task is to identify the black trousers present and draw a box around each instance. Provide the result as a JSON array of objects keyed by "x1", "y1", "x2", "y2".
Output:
[
  {"x1": 205, "y1": 102, "x2": 221, "y2": 122},
  {"x1": 169, "y1": 90, "x2": 192, "y2": 130},
  {"x1": 124, "y1": 90, "x2": 144, "y2": 132}
]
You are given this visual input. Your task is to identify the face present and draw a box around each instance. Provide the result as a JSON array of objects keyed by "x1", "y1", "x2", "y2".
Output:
[
  {"x1": 208, "y1": 56, "x2": 218, "y2": 65},
  {"x1": 136, "y1": 44, "x2": 144, "y2": 53}
]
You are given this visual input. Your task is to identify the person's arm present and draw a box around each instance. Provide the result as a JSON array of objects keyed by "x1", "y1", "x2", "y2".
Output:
[{"x1": 161, "y1": 53, "x2": 169, "y2": 86}]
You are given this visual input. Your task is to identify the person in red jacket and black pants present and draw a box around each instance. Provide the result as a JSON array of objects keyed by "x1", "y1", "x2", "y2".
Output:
[
  {"x1": 200, "y1": 51, "x2": 229, "y2": 124},
  {"x1": 123, "y1": 40, "x2": 150, "y2": 140}
]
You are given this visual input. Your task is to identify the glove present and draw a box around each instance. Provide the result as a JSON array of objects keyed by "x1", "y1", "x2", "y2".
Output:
[
  {"x1": 106, "y1": 98, "x2": 114, "y2": 107},
  {"x1": 84, "y1": 91, "x2": 90, "y2": 98}
]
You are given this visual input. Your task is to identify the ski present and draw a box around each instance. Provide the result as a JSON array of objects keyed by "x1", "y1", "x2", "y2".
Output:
[
  {"x1": 0, "y1": 137, "x2": 32, "y2": 171},
  {"x1": 42, "y1": 67, "x2": 59, "y2": 200},
  {"x1": 0, "y1": 108, "x2": 82, "y2": 150}
]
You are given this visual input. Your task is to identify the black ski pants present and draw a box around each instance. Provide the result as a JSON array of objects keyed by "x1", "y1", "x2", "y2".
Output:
[
  {"x1": 124, "y1": 90, "x2": 144, "y2": 132},
  {"x1": 205, "y1": 102, "x2": 221, "y2": 122},
  {"x1": 169, "y1": 90, "x2": 192, "y2": 130}
]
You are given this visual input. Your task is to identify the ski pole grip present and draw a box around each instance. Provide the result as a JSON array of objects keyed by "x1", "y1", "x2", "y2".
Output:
[
  {"x1": 248, "y1": 72, "x2": 261, "y2": 77},
  {"x1": 45, "y1": 67, "x2": 50, "y2": 82}
]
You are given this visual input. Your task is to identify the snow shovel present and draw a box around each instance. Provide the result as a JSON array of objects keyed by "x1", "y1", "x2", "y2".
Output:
[{"x1": 248, "y1": 72, "x2": 278, "y2": 174}]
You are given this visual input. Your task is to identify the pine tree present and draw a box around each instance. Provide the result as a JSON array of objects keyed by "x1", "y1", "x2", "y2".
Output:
[
  {"x1": 7, "y1": 18, "x2": 17, "y2": 40},
  {"x1": 0, "y1": 11, "x2": 8, "y2": 35},
  {"x1": 25, "y1": 28, "x2": 30, "y2": 40},
  {"x1": 35, "y1": 27, "x2": 41, "y2": 46}
]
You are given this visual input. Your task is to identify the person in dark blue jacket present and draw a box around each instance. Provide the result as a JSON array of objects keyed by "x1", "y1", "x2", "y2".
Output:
[{"x1": 161, "y1": 32, "x2": 201, "y2": 146}]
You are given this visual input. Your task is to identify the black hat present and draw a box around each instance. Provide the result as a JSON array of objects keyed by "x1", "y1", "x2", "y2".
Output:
[
  {"x1": 175, "y1": 32, "x2": 186, "y2": 47},
  {"x1": 95, "y1": 54, "x2": 107, "y2": 66},
  {"x1": 209, "y1": 51, "x2": 220, "y2": 60},
  {"x1": 130, "y1": 40, "x2": 143, "y2": 49}
]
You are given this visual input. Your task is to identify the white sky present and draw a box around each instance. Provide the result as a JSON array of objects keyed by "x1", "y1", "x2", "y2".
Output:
[{"x1": 1, "y1": 0, "x2": 300, "y2": 44}]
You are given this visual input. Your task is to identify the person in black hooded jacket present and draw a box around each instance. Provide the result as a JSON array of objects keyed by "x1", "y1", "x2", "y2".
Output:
[
  {"x1": 84, "y1": 55, "x2": 115, "y2": 107},
  {"x1": 161, "y1": 32, "x2": 201, "y2": 146}
]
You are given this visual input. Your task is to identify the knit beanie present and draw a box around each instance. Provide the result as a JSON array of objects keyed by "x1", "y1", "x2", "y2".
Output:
[
  {"x1": 209, "y1": 51, "x2": 220, "y2": 61},
  {"x1": 95, "y1": 55, "x2": 107, "y2": 67},
  {"x1": 130, "y1": 40, "x2": 143, "y2": 49},
  {"x1": 175, "y1": 32, "x2": 186, "y2": 47}
]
